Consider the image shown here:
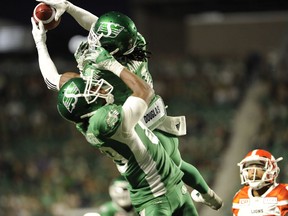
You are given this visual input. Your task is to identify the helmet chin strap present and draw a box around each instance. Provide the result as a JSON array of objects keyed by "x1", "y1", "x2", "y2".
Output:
[
  {"x1": 81, "y1": 110, "x2": 97, "y2": 119},
  {"x1": 80, "y1": 94, "x2": 114, "y2": 120},
  {"x1": 105, "y1": 94, "x2": 114, "y2": 104},
  {"x1": 123, "y1": 41, "x2": 137, "y2": 55},
  {"x1": 110, "y1": 48, "x2": 119, "y2": 55},
  {"x1": 249, "y1": 181, "x2": 265, "y2": 190}
]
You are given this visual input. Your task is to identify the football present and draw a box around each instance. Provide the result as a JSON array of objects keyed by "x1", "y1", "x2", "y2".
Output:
[{"x1": 33, "y1": 3, "x2": 61, "y2": 30}]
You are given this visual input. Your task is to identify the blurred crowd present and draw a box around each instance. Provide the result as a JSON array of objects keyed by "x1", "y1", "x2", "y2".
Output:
[
  {"x1": 250, "y1": 61, "x2": 288, "y2": 181},
  {"x1": 1, "y1": 50, "x2": 288, "y2": 215},
  {"x1": 150, "y1": 54, "x2": 251, "y2": 184}
]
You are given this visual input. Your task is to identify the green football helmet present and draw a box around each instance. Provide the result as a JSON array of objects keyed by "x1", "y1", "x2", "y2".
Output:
[
  {"x1": 88, "y1": 11, "x2": 138, "y2": 56},
  {"x1": 57, "y1": 77, "x2": 114, "y2": 123}
]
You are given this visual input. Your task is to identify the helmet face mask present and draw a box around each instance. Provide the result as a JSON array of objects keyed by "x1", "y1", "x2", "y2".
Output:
[
  {"x1": 87, "y1": 23, "x2": 103, "y2": 51},
  {"x1": 238, "y1": 149, "x2": 282, "y2": 190},
  {"x1": 57, "y1": 77, "x2": 114, "y2": 123},
  {"x1": 109, "y1": 176, "x2": 131, "y2": 208},
  {"x1": 88, "y1": 11, "x2": 138, "y2": 56},
  {"x1": 240, "y1": 159, "x2": 271, "y2": 190}
]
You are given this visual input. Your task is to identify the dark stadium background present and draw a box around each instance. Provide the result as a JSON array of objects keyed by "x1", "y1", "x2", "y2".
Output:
[
  {"x1": 2, "y1": 0, "x2": 288, "y2": 55},
  {"x1": 1, "y1": 1, "x2": 288, "y2": 215}
]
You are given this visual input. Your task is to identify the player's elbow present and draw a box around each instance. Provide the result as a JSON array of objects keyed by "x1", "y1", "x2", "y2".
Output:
[
  {"x1": 45, "y1": 79, "x2": 58, "y2": 91},
  {"x1": 143, "y1": 87, "x2": 155, "y2": 105}
]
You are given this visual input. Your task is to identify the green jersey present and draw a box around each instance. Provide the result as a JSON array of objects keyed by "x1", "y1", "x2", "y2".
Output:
[
  {"x1": 71, "y1": 31, "x2": 199, "y2": 215},
  {"x1": 84, "y1": 96, "x2": 184, "y2": 212},
  {"x1": 96, "y1": 201, "x2": 136, "y2": 216},
  {"x1": 76, "y1": 33, "x2": 169, "y2": 132}
]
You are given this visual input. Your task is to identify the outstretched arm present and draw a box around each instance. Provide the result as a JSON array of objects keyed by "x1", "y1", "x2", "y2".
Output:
[
  {"x1": 31, "y1": 18, "x2": 79, "y2": 90},
  {"x1": 36, "y1": 0, "x2": 97, "y2": 30},
  {"x1": 66, "y1": 1, "x2": 98, "y2": 30},
  {"x1": 31, "y1": 18, "x2": 61, "y2": 90}
]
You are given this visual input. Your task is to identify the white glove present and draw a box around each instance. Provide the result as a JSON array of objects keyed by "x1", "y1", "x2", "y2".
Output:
[
  {"x1": 88, "y1": 47, "x2": 124, "y2": 77},
  {"x1": 31, "y1": 17, "x2": 47, "y2": 49},
  {"x1": 36, "y1": 0, "x2": 69, "y2": 21},
  {"x1": 37, "y1": 0, "x2": 97, "y2": 30}
]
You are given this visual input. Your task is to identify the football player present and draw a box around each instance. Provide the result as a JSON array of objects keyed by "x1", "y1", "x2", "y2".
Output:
[
  {"x1": 56, "y1": 46, "x2": 199, "y2": 215},
  {"x1": 32, "y1": 0, "x2": 223, "y2": 210},
  {"x1": 232, "y1": 149, "x2": 288, "y2": 216},
  {"x1": 84, "y1": 176, "x2": 137, "y2": 216}
]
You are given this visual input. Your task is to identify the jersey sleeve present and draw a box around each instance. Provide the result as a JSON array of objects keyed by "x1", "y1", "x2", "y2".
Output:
[
  {"x1": 232, "y1": 191, "x2": 240, "y2": 216},
  {"x1": 86, "y1": 105, "x2": 122, "y2": 145},
  {"x1": 277, "y1": 184, "x2": 288, "y2": 216},
  {"x1": 36, "y1": 43, "x2": 61, "y2": 91},
  {"x1": 232, "y1": 187, "x2": 249, "y2": 216},
  {"x1": 66, "y1": 3, "x2": 98, "y2": 31},
  {"x1": 122, "y1": 96, "x2": 148, "y2": 132}
]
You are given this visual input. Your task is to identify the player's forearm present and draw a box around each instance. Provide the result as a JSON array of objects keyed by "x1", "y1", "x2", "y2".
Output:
[
  {"x1": 66, "y1": 2, "x2": 98, "y2": 30},
  {"x1": 119, "y1": 67, "x2": 154, "y2": 105},
  {"x1": 36, "y1": 43, "x2": 61, "y2": 91},
  {"x1": 90, "y1": 47, "x2": 154, "y2": 104}
]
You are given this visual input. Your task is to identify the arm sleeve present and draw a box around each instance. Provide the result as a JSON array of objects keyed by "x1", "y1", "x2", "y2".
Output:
[
  {"x1": 122, "y1": 96, "x2": 148, "y2": 131},
  {"x1": 36, "y1": 43, "x2": 61, "y2": 91},
  {"x1": 67, "y1": 2, "x2": 98, "y2": 31}
]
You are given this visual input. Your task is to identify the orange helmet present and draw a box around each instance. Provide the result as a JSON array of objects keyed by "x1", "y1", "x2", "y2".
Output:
[{"x1": 238, "y1": 149, "x2": 283, "y2": 190}]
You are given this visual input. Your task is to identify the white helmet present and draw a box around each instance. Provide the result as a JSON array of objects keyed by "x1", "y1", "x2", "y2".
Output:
[
  {"x1": 109, "y1": 176, "x2": 131, "y2": 208},
  {"x1": 238, "y1": 149, "x2": 283, "y2": 190}
]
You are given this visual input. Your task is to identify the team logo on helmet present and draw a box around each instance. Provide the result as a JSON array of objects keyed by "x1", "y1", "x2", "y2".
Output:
[
  {"x1": 106, "y1": 109, "x2": 120, "y2": 128},
  {"x1": 96, "y1": 22, "x2": 124, "y2": 38},
  {"x1": 63, "y1": 81, "x2": 80, "y2": 113}
]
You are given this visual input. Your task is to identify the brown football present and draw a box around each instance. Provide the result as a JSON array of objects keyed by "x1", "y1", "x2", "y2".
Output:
[{"x1": 33, "y1": 3, "x2": 61, "y2": 30}]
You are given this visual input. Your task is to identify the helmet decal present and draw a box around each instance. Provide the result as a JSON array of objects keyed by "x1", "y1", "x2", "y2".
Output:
[
  {"x1": 106, "y1": 109, "x2": 120, "y2": 128},
  {"x1": 63, "y1": 81, "x2": 80, "y2": 113},
  {"x1": 88, "y1": 11, "x2": 138, "y2": 55},
  {"x1": 96, "y1": 22, "x2": 125, "y2": 38},
  {"x1": 57, "y1": 77, "x2": 114, "y2": 123}
]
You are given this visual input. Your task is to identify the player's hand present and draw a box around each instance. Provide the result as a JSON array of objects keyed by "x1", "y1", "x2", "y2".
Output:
[
  {"x1": 31, "y1": 17, "x2": 47, "y2": 46},
  {"x1": 36, "y1": 0, "x2": 69, "y2": 21},
  {"x1": 87, "y1": 47, "x2": 124, "y2": 76}
]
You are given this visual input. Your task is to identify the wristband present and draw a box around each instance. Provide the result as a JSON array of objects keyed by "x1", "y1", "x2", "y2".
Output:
[{"x1": 109, "y1": 61, "x2": 124, "y2": 77}]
